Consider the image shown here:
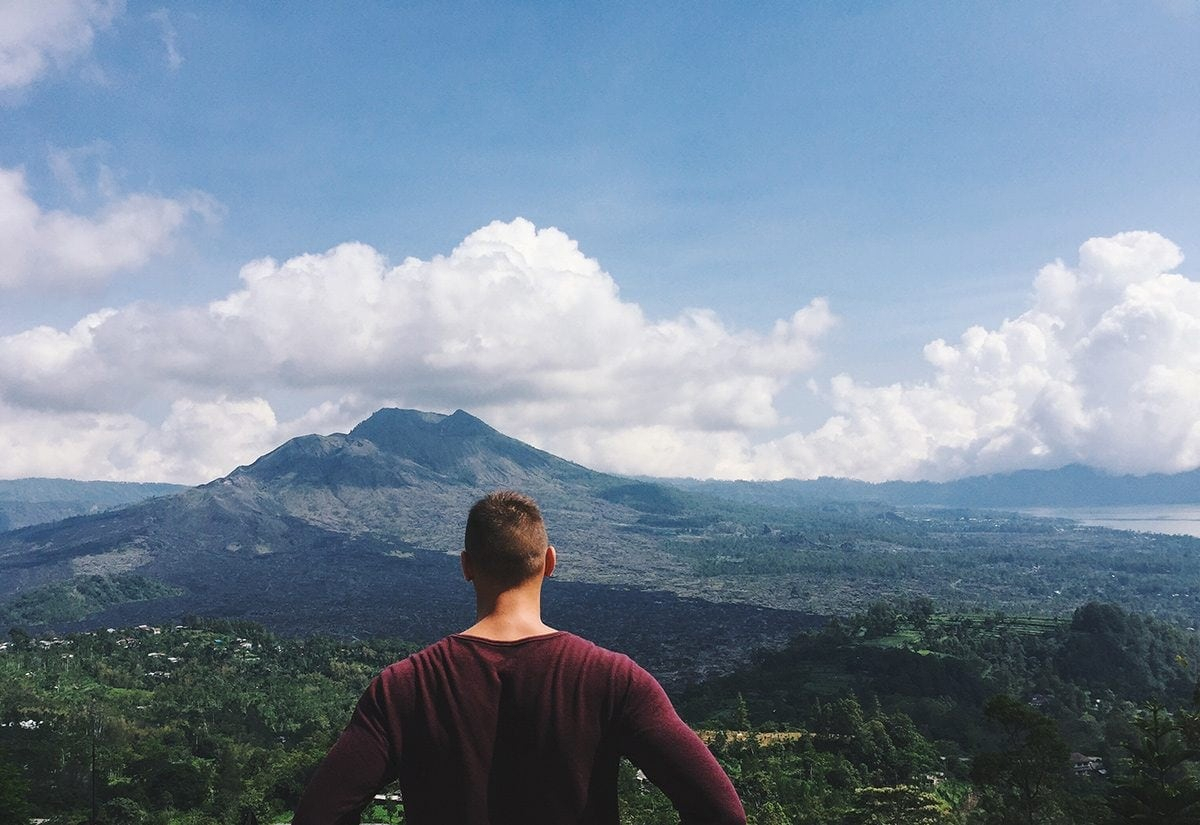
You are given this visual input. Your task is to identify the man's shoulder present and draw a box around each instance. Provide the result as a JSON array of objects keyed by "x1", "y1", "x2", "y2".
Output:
[
  {"x1": 556, "y1": 632, "x2": 640, "y2": 667},
  {"x1": 378, "y1": 634, "x2": 459, "y2": 673},
  {"x1": 551, "y1": 634, "x2": 666, "y2": 700}
]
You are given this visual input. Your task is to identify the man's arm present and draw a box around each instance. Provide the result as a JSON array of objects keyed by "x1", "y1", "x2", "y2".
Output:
[
  {"x1": 292, "y1": 674, "x2": 397, "y2": 825},
  {"x1": 618, "y1": 666, "x2": 746, "y2": 825}
]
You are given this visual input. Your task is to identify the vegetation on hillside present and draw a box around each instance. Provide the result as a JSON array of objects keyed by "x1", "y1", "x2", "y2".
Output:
[
  {"x1": 0, "y1": 575, "x2": 182, "y2": 628},
  {"x1": 3, "y1": 602, "x2": 1199, "y2": 823},
  {"x1": 676, "y1": 599, "x2": 1200, "y2": 823},
  {"x1": 1, "y1": 617, "x2": 413, "y2": 824},
  {"x1": 641, "y1": 504, "x2": 1200, "y2": 624}
]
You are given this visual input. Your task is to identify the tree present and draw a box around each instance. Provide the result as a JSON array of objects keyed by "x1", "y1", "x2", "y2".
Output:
[
  {"x1": 103, "y1": 795, "x2": 149, "y2": 824},
  {"x1": 970, "y1": 694, "x2": 1069, "y2": 824},
  {"x1": 7, "y1": 627, "x2": 31, "y2": 652},
  {"x1": 1107, "y1": 701, "x2": 1200, "y2": 824},
  {"x1": 842, "y1": 784, "x2": 952, "y2": 825},
  {"x1": 863, "y1": 602, "x2": 899, "y2": 638},
  {"x1": 734, "y1": 694, "x2": 751, "y2": 732},
  {"x1": 904, "y1": 596, "x2": 936, "y2": 632},
  {"x1": 0, "y1": 756, "x2": 30, "y2": 824}
]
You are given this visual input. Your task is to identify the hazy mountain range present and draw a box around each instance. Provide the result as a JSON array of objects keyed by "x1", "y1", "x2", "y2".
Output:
[
  {"x1": 7, "y1": 443, "x2": 1197, "y2": 540},
  {"x1": 665, "y1": 464, "x2": 1200, "y2": 509},
  {"x1": 0, "y1": 478, "x2": 184, "y2": 532}
]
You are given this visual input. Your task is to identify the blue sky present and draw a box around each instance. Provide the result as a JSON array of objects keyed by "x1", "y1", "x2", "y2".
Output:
[{"x1": 1, "y1": 1, "x2": 1198, "y2": 483}]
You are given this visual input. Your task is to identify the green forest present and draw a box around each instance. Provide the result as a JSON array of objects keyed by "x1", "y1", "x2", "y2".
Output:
[{"x1": 3, "y1": 603, "x2": 1200, "y2": 824}]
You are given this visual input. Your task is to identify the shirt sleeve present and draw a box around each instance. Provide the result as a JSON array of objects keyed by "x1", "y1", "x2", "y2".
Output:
[
  {"x1": 617, "y1": 665, "x2": 746, "y2": 825},
  {"x1": 292, "y1": 672, "x2": 398, "y2": 825}
]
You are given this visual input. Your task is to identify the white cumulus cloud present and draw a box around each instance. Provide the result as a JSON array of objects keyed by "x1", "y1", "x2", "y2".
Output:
[
  {"x1": 0, "y1": 396, "x2": 304, "y2": 483},
  {"x1": 761, "y1": 231, "x2": 1200, "y2": 481},
  {"x1": 0, "y1": 165, "x2": 216, "y2": 289},
  {"x1": 0, "y1": 218, "x2": 836, "y2": 482},
  {"x1": 0, "y1": 0, "x2": 122, "y2": 91}
]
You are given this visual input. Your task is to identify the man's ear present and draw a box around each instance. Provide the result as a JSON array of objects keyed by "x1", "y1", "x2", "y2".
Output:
[
  {"x1": 461, "y1": 550, "x2": 474, "y2": 582},
  {"x1": 543, "y1": 545, "x2": 556, "y2": 579}
]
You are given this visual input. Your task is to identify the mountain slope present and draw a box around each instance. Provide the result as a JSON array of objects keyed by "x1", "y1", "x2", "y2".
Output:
[
  {"x1": 0, "y1": 409, "x2": 813, "y2": 681},
  {"x1": 0, "y1": 478, "x2": 184, "y2": 531},
  {"x1": 0, "y1": 408, "x2": 664, "y2": 597}
]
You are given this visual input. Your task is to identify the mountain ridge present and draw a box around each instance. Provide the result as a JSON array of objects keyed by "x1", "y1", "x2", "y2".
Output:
[
  {"x1": 0, "y1": 478, "x2": 185, "y2": 532},
  {"x1": 6, "y1": 421, "x2": 1198, "y2": 531},
  {"x1": 664, "y1": 463, "x2": 1200, "y2": 508}
]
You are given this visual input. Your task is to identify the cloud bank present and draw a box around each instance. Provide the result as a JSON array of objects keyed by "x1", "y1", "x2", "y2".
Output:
[
  {"x1": 0, "y1": 0, "x2": 122, "y2": 91},
  {"x1": 760, "y1": 231, "x2": 1199, "y2": 481},
  {"x1": 0, "y1": 218, "x2": 835, "y2": 481},
  {"x1": 0, "y1": 222, "x2": 1195, "y2": 484}
]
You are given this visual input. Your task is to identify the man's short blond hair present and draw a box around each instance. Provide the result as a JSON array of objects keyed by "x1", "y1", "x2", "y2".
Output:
[{"x1": 464, "y1": 491, "x2": 549, "y2": 587}]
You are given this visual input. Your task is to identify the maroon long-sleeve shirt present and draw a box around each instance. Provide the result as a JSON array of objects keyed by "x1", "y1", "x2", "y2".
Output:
[{"x1": 292, "y1": 631, "x2": 745, "y2": 824}]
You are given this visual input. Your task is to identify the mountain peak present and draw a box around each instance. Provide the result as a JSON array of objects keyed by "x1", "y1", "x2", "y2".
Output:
[
  {"x1": 229, "y1": 407, "x2": 597, "y2": 491},
  {"x1": 342, "y1": 407, "x2": 572, "y2": 481},
  {"x1": 440, "y1": 408, "x2": 496, "y2": 435},
  {"x1": 350, "y1": 407, "x2": 446, "y2": 435},
  {"x1": 348, "y1": 408, "x2": 496, "y2": 450}
]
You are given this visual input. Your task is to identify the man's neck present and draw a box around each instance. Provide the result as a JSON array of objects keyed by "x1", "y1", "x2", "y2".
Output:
[
  {"x1": 459, "y1": 616, "x2": 556, "y2": 642},
  {"x1": 460, "y1": 584, "x2": 554, "y2": 642}
]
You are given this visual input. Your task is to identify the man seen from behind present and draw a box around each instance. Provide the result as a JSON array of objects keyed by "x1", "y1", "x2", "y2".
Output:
[{"x1": 292, "y1": 490, "x2": 745, "y2": 824}]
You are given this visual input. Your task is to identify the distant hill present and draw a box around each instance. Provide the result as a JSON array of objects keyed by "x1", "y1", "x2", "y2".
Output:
[
  {"x1": 0, "y1": 478, "x2": 185, "y2": 532},
  {"x1": 0, "y1": 409, "x2": 814, "y2": 683},
  {"x1": 664, "y1": 464, "x2": 1200, "y2": 508}
]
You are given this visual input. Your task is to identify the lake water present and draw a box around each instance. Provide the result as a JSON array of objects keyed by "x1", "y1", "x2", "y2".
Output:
[{"x1": 1018, "y1": 505, "x2": 1200, "y2": 539}]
